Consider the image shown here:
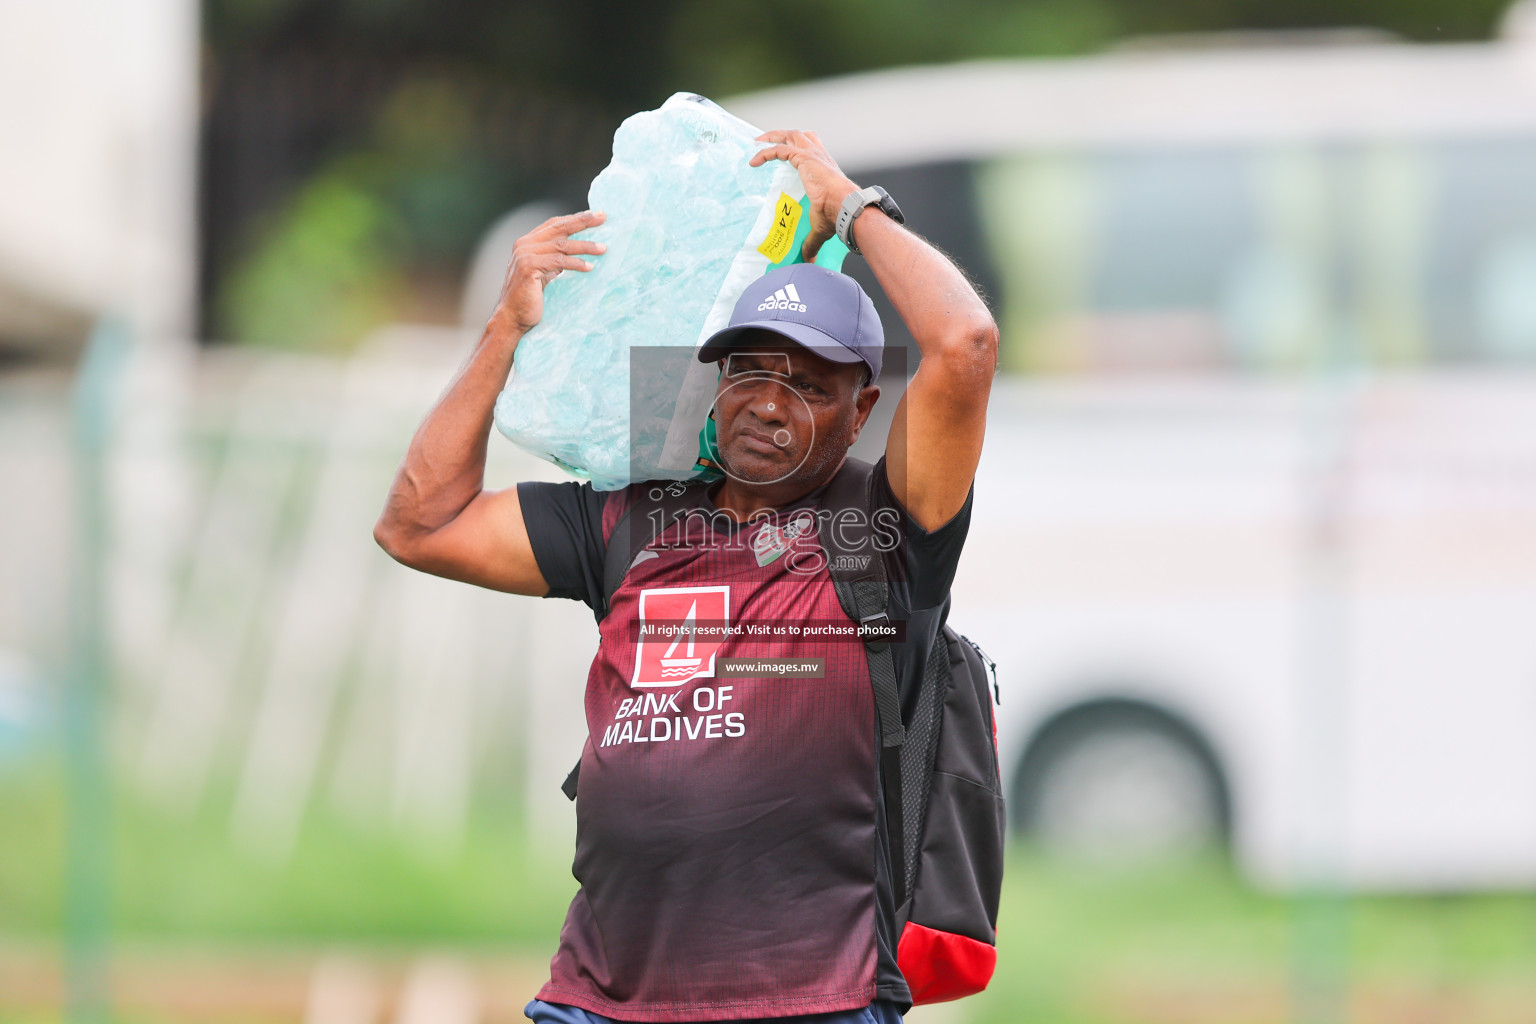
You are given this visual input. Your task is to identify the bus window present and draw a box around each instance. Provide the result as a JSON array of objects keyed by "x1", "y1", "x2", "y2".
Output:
[
  {"x1": 1476, "y1": 237, "x2": 1536, "y2": 362},
  {"x1": 978, "y1": 138, "x2": 1536, "y2": 377},
  {"x1": 1231, "y1": 144, "x2": 1431, "y2": 373},
  {"x1": 977, "y1": 148, "x2": 1258, "y2": 375},
  {"x1": 978, "y1": 144, "x2": 1436, "y2": 375},
  {"x1": 1428, "y1": 138, "x2": 1536, "y2": 365}
]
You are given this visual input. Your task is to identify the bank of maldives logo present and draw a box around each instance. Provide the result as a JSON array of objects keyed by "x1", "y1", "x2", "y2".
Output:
[{"x1": 631, "y1": 586, "x2": 731, "y2": 688}]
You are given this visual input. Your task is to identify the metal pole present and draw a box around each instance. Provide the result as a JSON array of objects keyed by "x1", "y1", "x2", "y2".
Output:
[
  {"x1": 1291, "y1": 148, "x2": 1358, "y2": 1024},
  {"x1": 66, "y1": 320, "x2": 129, "y2": 1024}
]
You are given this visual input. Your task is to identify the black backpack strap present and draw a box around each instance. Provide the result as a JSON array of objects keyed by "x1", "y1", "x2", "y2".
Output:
[
  {"x1": 566, "y1": 480, "x2": 709, "y2": 801},
  {"x1": 821, "y1": 458, "x2": 910, "y2": 906},
  {"x1": 599, "y1": 481, "x2": 708, "y2": 618}
]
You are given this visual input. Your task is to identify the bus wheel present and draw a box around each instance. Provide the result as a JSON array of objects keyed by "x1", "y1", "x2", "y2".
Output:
[{"x1": 1010, "y1": 698, "x2": 1231, "y2": 861}]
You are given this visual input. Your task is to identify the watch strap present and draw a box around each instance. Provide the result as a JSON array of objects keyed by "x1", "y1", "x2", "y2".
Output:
[{"x1": 836, "y1": 186, "x2": 885, "y2": 254}]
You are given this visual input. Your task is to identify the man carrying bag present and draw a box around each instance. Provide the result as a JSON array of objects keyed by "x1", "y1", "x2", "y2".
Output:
[{"x1": 376, "y1": 128, "x2": 1000, "y2": 1023}]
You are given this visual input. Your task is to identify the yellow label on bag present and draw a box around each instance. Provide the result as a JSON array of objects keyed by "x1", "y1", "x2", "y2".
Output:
[{"x1": 756, "y1": 193, "x2": 802, "y2": 263}]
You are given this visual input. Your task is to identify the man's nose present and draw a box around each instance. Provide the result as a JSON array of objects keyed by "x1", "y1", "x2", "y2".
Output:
[{"x1": 744, "y1": 381, "x2": 789, "y2": 424}]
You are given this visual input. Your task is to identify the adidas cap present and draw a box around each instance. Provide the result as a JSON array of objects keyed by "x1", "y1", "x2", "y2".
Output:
[{"x1": 698, "y1": 264, "x2": 884, "y2": 379}]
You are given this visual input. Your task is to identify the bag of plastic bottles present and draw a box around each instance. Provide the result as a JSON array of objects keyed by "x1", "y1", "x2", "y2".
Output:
[{"x1": 492, "y1": 92, "x2": 848, "y2": 491}]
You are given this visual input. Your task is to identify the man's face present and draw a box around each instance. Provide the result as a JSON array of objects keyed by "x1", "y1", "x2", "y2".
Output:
[{"x1": 711, "y1": 333, "x2": 877, "y2": 487}]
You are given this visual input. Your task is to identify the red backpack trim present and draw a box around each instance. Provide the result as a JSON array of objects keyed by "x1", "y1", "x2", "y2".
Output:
[{"x1": 897, "y1": 921, "x2": 998, "y2": 1004}]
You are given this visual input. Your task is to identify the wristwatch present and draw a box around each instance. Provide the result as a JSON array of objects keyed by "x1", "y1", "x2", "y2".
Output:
[{"x1": 836, "y1": 186, "x2": 904, "y2": 254}]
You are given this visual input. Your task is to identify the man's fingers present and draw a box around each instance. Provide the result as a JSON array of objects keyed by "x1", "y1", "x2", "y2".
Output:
[
  {"x1": 531, "y1": 253, "x2": 594, "y2": 272},
  {"x1": 551, "y1": 209, "x2": 606, "y2": 231},
  {"x1": 517, "y1": 238, "x2": 606, "y2": 260},
  {"x1": 551, "y1": 238, "x2": 606, "y2": 256},
  {"x1": 530, "y1": 209, "x2": 606, "y2": 239},
  {"x1": 749, "y1": 143, "x2": 802, "y2": 167},
  {"x1": 757, "y1": 128, "x2": 827, "y2": 156},
  {"x1": 756, "y1": 128, "x2": 817, "y2": 144},
  {"x1": 518, "y1": 251, "x2": 595, "y2": 282},
  {"x1": 546, "y1": 254, "x2": 594, "y2": 273},
  {"x1": 568, "y1": 239, "x2": 607, "y2": 256}
]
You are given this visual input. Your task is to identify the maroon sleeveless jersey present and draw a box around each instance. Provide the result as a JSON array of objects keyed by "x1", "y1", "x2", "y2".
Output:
[{"x1": 533, "y1": 489, "x2": 881, "y2": 1021}]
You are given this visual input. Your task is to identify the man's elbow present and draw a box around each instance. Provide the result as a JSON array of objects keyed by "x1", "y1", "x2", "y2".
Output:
[
  {"x1": 971, "y1": 319, "x2": 1000, "y2": 371},
  {"x1": 937, "y1": 318, "x2": 999, "y2": 382},
  {"x1": 373, "y1": 515, "x2": 419, "y2": 566}
]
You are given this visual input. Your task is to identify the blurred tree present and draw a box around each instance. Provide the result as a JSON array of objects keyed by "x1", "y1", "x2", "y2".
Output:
[
  {"x1": 218, "y1": 168, "x2": 401, "y2": 351},
  {"x1": 202, "y1": 0, "x2": 673, "y2": 346}
]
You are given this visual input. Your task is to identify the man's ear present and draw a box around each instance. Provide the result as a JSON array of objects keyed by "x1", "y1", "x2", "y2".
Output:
[{"x1": 847, "y1": 383, "x2": 881, "y2": 444}]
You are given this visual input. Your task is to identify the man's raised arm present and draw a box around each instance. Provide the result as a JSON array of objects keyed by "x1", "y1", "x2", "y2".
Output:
[
  {"x1": 749, "y1": 131, "x2": 999, "y2": 530},
  {"x1": 373, "y1": 210, "x2": 606, "y2": 594}
]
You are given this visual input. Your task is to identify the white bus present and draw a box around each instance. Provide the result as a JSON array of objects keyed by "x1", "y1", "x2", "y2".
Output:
[{"x1": 717, "y1": 7, "x2": 1536, "y2": 890}]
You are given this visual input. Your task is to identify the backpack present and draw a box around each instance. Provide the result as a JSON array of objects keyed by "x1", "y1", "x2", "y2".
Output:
[{"x1": 563, "y1": 457, "x2": 1006, "y2": 1005}]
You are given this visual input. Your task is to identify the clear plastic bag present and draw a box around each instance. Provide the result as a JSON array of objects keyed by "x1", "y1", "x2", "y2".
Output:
[{"x1": 492, "y1": 92, "x2": 847, "y2": 490}]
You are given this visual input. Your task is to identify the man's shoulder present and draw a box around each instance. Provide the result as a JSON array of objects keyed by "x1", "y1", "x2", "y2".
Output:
[
  {"x1": 600, "y1": 481, "x2": 656, "y2": 539},
  {"x1": 516, "y1": 477, "x2": 628, "y2": 550},
  {"x1": 597, "y1": 477, "x2": 720, "y2": 543}
]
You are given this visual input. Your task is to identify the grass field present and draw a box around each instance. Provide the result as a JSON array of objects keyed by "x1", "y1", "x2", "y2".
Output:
[{"x1": 5, "y1": 760, "x2": 1536, "y2": 1023}]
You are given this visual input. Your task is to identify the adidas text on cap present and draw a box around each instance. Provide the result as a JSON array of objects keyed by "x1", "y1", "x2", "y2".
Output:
[{"x1": 698, "y1": 264, "x2": 884, "y2": 379}]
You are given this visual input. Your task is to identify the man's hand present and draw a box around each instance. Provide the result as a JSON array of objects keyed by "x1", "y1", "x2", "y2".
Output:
[
  {"x1": 491, "y1": 210, "x2": 607, "y2": 333},
  {"x1": 376, "y1": 209, "x2": 607, "y2": 595},
  {"x1": 749, "y1": 130, "x2": 859, "y2": 263}
]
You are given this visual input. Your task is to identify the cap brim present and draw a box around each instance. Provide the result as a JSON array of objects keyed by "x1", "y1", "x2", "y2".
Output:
[{"x1": 697, "y1": 320, "x2": 865, "y2": 365}]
